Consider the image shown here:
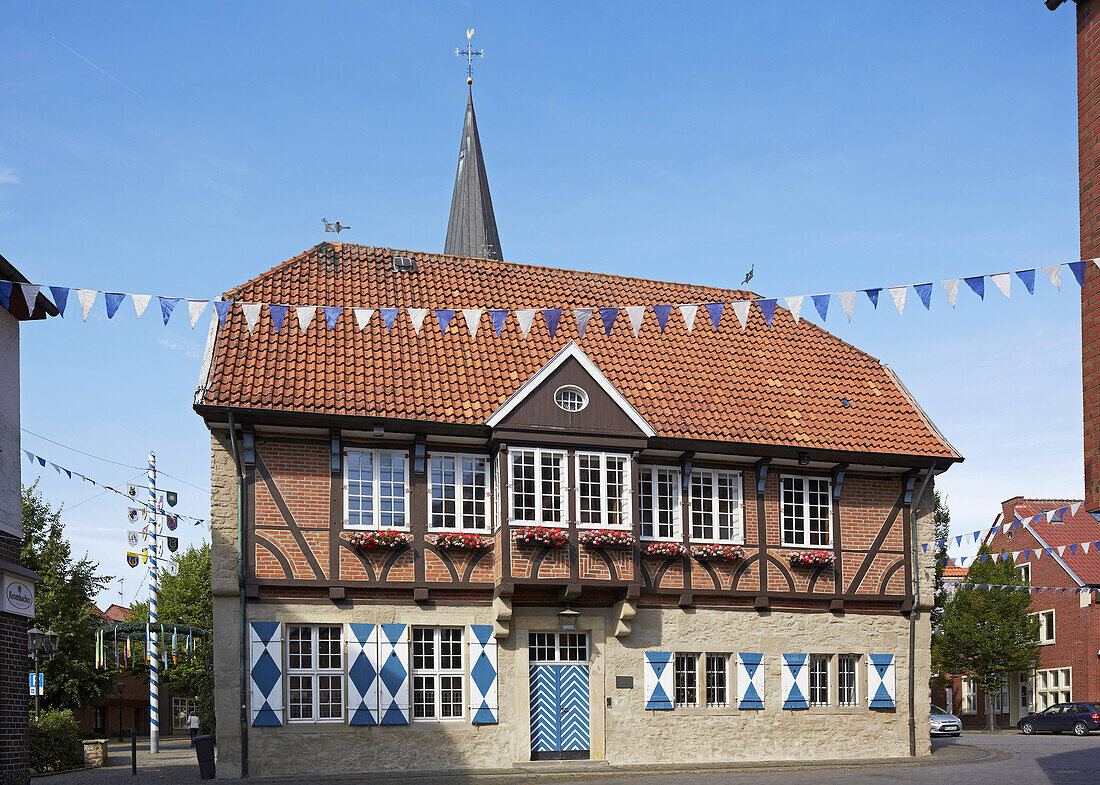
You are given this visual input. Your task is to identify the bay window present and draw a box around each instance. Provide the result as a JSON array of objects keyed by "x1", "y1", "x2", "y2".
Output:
[
  {"x1": 429, "y1": 454, "x2": 488, "y2": 530},
  {"x1": 639, "y1": 465, "x2": 681, "y2": 540},
  {"x1": 344, "y1": 449, "x2": 408, "y2": 529},
  {"x1": 781, "y1": 475, "x2": 831, "y2": 547},
  {"x1": 510, "y1": 448, "x2": 565, "y2": 526},
  {"x1": 690, "y1": 469, "x2": 744, "y2": 543},
  {"x1": 575, "y1": 452, "x2": 630, "y2": 528}
]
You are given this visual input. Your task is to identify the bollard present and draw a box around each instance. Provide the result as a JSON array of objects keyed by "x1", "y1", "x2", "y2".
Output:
[{"x1": 131, "y1": 729, "x2": 137, "y2": 775}]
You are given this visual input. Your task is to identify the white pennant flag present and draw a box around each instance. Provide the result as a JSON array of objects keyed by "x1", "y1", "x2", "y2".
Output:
[
  {"x1": 240, "y1": 303, "x2": 261, "y2": 334},
  {"x1": 353, "y1": 308, "x2": 375, "y2": 331},
  {"x1": 1043, "y1": 264, "x2": 1062, "y2": 289},
  {"x1": 624, "y1": 305, "x2": 645, "y2": 337},
  {"x1": 1034, "y1": 548, "x2": 1043, "y2": 560},
  {"x1": 408, "y1": 308, "x2": 429, "y2": 335},
  {"x1": 574, "y1": 308, "x2": 592, "y2": 338},
  {"x1": 20, "y1": 284, "x2": 40, "y2": 312},
  {"x1": 1045, "y1": 509, "x2": 1055, "y2": 523},
  {"x1": 991, "y1": 273, "x2": 1011, "y2": 299},
  {"x1": 462, "y1": 309, "x2": 481, "y2": 338},
  {"x1": 1057, "y1": 545, "x2": 1066, "y2": 557},
  {"x1": 730, "y1": 300, "x2": 751, "y2": 329},
  {"x1": 132, "y1": 294, "x2": 151, "y2": 318},
  {"x1": 1071, "y1": 501, "x2": 1082, "y2": 516},
  {"x1": 296, "y1": 306, "x2": 316, "y2": 333},
  {"x1": 516, "y1": 309, "x2": 536, "y2": 338},
  {"x1": 888, "y1": 286, "x2": 907, "y2": 315},
  {"x1": 187, "y1": 299, "x2": 208, "y2": 328},
  {"x1": 77, "y1": 289, "x2": 97, "y2": 320},
  {"x1": 941, "y1": 279, "x2": 959, "y2": 307},
  {"x1": 1083, "y1": 541, "x2": 1092, "y2": 555},
  {"x1": 784, "y1": 296, "x2": 804, "y2": 323},
  {"x1": 679, "y1": 304, "x2": 698, "y2": 332},
  {"x1": 837, "y1": 291, "x2": 856, "y2": 321}
]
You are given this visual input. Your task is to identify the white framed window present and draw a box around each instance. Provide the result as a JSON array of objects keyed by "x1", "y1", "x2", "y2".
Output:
[
  {"x1": 781, "y1": 475, "x2": 831, "y2": 547},
  {"x1": 838, "y1": 655, "x2": 858, "y2": 707},
  {"x1": 344, "y1": 449, "x2": 409, "y2": 529},
  {"x1": 1032, "y1": 609, "x2": 1055, "y2": 645},
  {"x1": 689, "y1": 469, "x2": 744, "y2": 543},
  {"x1": 674, "y1": 653, "x2": 699, "y2": 708},
  {"x1": 172, "y1": 697, "x2": 197, "y2": 730},
  {"x1": 554, "y1": 385, "x2": 588, "y2": 412},
  {"x1": 411, "y1": 627, "x2": 464, "y2": 721},
  {"x1": 962, "y1": 676, "x2": 977, "y2": 715},
  {"x1": 286, "y1": 625, "x2": 343, "y2": 723},
  {"x1": 1017, "y1": 563, "x2": 1031, "y2": 583},
  {"x1": 575, "y1": 452, "x2": 630, "y2": 528},
  {"x1": 429, "y1": 454, "x2": 488, "y2": 530},
  {"x1": 639, "y1": 466, "x2": 681, "y2": 540},
  {"x1": 809, "y1": 654, "x2": 829, "y2": 706},
  {"x1": 988, "y1": 684, "x2": 1008, "y2": 714},
  {"x1": 510, "y1": 448, "x2": 566, "y2": 526},
  {"x1": 1037, "y1": 667, "x2": 1071, "y2": 709},
  {"x1": 705, "y1": 653, "x2": 729, "y2": 708},
  {"x1": 528, "y1": 632, "x2": 588, "y2": 663}
]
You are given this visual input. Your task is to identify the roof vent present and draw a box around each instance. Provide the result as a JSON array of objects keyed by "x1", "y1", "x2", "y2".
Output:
[{"x1": 392, "y1": 255, "x2": 416, "y2": 273}]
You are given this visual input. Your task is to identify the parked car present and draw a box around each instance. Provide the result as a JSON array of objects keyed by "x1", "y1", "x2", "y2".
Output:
[
  {"x1": 931, "y1": 705, "x2": 961, "y2": 737},
  {"x1": 1018, "y1": 703, "x2": 1100, "y2": 736}
]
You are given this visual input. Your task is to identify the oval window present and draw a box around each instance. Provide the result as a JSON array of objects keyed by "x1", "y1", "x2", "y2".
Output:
[{"x1": 554, "y1": 385, "x2": 588, "y2": 413}]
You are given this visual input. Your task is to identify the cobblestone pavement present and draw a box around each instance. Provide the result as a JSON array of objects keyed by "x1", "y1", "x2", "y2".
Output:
[{"x1": 32, "y1": 731, "x2": 1100, "y2": 784}]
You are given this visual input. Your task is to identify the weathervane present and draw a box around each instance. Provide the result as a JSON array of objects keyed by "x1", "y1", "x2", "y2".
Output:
[
  {"x1": 455, "y1": 28, "x2": 483, "y2": 85},
  {"x1": 322, "y1": 218, "x2": 350, "y2": 234}
]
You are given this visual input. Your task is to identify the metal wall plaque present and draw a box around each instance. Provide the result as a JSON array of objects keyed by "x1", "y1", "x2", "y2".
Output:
[{"x1": 615, "y1": 676, "x2": 633, "y2": 689}]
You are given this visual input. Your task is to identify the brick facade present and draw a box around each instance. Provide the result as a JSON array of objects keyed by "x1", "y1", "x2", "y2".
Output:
[
  {"x1": 0, "y1": 533, "x2": 29, "y2": 785},
  {"x1": 1082, "y1": 0, "x2": 1100, "y2": 513}
]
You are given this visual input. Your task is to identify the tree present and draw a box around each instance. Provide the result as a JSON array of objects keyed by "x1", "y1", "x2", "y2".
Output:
[
  {"x1": 933, "y1": 543, "x2": 1039, "y2": 730},
  {"x1": 930, "y1": 492, "x2": 951, "y2": 633},
  {"x1": 21, "y1": 484, "x2": 114, "y2": 711}
]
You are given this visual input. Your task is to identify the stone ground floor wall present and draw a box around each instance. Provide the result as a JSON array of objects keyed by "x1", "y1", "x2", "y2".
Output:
[{"x1": 214, "y1": 596, "x2": 931, "y2": 777}]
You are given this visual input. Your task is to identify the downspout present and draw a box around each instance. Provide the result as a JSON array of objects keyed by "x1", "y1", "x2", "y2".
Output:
[
  {"x1": 227, "y1": 409, "x2": 248, "y2": 778},
  {"x1": 907, "y1": 462, "x2": 937, "y2": 757}
]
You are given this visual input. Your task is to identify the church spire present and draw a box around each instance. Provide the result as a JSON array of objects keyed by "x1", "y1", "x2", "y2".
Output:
[{"x1": 445, "y1": 32, "x2": 503, "y2": 261}]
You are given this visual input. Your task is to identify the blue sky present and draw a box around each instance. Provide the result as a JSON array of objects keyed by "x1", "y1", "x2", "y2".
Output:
[{"x1": 0, "y1": 1, "x2": 1083, "y2": 602}]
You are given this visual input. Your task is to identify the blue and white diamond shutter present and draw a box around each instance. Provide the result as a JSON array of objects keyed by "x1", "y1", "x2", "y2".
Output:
[
  {"x1": 249, "y1": 621, "x2": 283, "y2": 727},
  {"x1": 868, "y1": 654, "x2": 896, "y2": 708},
  {"x1": 346, "y1": 623, "x2": 379, "y2": 725},
  {"x1": 737, "y1": 653, "x2": 764, "y2": 709},
  {"x1": 781, "y1": 654, "x2": 809, "y2": 709},
  {"x1": 378, "y1": 623, "x2": 411, "y2": 724},
  {"x1": 643, "y1": 652, "x2": 674, "y2": 710},
  {"x1": 469, "y1": 625, "x2": 498, "y2": 724}
]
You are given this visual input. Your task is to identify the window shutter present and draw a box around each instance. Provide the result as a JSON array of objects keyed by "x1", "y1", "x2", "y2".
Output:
[
  {"x1": 378, "y1": 623, "x2": 410, "y2": 724},
  {"x1": 737, "y1": 653, "x2": 764, "y2": 709},
  {"x1": 346, "y1": 623, "x2": 379, "y2": 725},
  {"x1": 249, "y1": 621, "x2": 283, "y2": 726},
  {"x1": 781, "y1": 653, "x2": 809, "y2": 709},
  {"x1": 644, "y1": 652, "x2": 674, "y2": 710},
  {"x1": 469, "y1": 625, "x2": 498, "y2": 724},
  {"x1": 868, "y1": 653, "x2": 896, "y2": 708}
]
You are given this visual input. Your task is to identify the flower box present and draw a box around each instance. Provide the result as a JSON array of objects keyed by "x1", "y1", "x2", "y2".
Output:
[
  {"x1": 691, "y1": 544, "x2": 746, "y2": 562},
  {"x1": 578, "y1": 529, "x2": 635, "y2": 548},
  {"x1": 431, "y1": 532, "x2": 492, "y2": 551},
  {"x1": 344, "y1": 530, "x2": 413, "y2": 550},
  {"x1": 787, "y1": 549, "x2": 835, "y2": 567},
  {"x1": 642, "y1": 541, "x2": 689, "y2": 558},
  {"x1": 513, "y1": 526, "x2": 570, "y2": 547}
]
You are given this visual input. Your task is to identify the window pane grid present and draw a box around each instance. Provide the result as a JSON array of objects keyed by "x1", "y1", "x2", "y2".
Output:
[
  {"x1": 411, "y1": 627, "x2": 464, "y2": 721},
  {"x1": 675, "y1": 653, "x2": 698, "y2": 708},
  {"x1": 690, "y1": 469, "x2": 743, "y2": 543},
  {"x1": 287, "y1": 625, "x2": 342, "y2": 723},
  {"x1": 511, "y1": 449, "x2": 565, "y2": 525},
  {"x1": 528, "y1": 632, "x2": 588, "y2": 663},
  {"x1": 781, "y1": 476, "x2": 832, "y2": 547},
  {"x1": 809, "y1": 655, "x2": 829, "y2": 706},
  {"x1": 838, "y1": 655, "x2": 857, "y2": 707},
  {"x1": 706, "y1": 654, "x2": 728, "y2": 707},
  {"x1": 430, "y1": 454, "x2": 488, "y2": 530},
  {"x1": 640, "y1": 466, "x2": 680, "y2": 540},
  {"x1": 576, "y1": 453, "x2": 629, "y2": 528},
  {"x1": 345, "y1": 450, "x2": 408, "y2": 529}
]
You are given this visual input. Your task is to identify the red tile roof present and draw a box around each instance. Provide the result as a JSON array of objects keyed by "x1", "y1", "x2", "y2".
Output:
[
  {"x1": 199, "y1": 244, "x2": 960, "y2": 459},
  {"x1": 93, "y1": 604, "x2": 131, "y2": 622},
  {"x1": 942, "y1": 565, "x2": 969, "y2": 581},
  {"x1": 998, "y1": 498, "x2": 1100, "y2": 585}
]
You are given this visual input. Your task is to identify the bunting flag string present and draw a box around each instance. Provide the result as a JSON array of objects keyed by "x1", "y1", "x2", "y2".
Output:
[
  {"x1": 21, "y1": 449, "x2": 207, "y2": 526},
  {"x1": 918, "y1": 503, "x2": 1083, "y2": 555},
  {"x1": 948, "y1": 581, "x2": 1099, "y2": 597},
  {"x1": 6, "y1": 257, "x2": 1099, "y2": 338}
]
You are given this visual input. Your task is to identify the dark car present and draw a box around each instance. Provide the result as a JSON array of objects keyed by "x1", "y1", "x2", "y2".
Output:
[{"x1": 1018, "y1": 703, "x2": 1100, "y2": 736}]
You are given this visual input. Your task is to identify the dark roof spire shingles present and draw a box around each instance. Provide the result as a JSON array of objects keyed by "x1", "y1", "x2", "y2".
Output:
[{"x1": 444, "y1": 88, "x2": 503, "y2": 261}]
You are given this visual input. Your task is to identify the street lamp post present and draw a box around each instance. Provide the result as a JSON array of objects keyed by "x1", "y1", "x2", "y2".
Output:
[
  {"x1": 27, "y1": 627, "x2": 60, "y2": 719},
  {"x1": 116, "y1": 683, "x2": 125, "y2": 743}
]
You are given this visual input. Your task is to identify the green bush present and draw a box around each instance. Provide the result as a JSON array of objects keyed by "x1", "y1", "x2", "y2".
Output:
[{"x1": 30, "y1": 709, "x2": 84, "y2": 773}]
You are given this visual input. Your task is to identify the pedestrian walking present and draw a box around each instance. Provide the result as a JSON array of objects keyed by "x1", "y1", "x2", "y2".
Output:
[{"x1": 187, "y1": 711, "x2": 200, "y2": 746}]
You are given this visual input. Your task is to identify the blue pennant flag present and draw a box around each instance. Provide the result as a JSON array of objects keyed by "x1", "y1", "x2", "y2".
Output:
[
  {"x1": 757, "y1": 299, "x2": 777, "y2": 326},
  {"x1": 49, "y1": 286, "x2": 69, "y2": 317},
  {"x1": 381, "y1": 308, "x2": 399, "y2": 331},
  {"x1": 1069, "y1": 261, "x2": 1086, "y2": 287},
  {"x1": 323, "y1": 306, "x2": 342, "y2": 330},
  {"x1": 705, "y1": 302, "x2": 723, "y2": 329},
  {"x1": 915, "y1": 283, "x2": 933, "y2": 310},
  {"x1": 864, "y1": 288, "x2": 881, "y2": 308},
  {"x1": 489, "y1": 309, "x2": 507, "y2": 337},
  {"x1": 1022, "y1": 550, "x2": 1031, "y2": 560},
  {"x1": 964, "y1": 276, "x2": 985, "y2": 299},
  {"x1": 955, "y1": 535, "x2": 963, "y2": 547},
  {"x1": 1046, "y1": 548, "x2": 1054, "y2": 557},
  {"x1": 600, "y1": 307, "x2": 619, "y2": 335},
  {"x1": 542, "y1": 309, "x2": 562, "y2": 339},
  {"x1": 268, "y1": 304, "x2": 288, "y2": 332},
  {"x1": 213, "y1": 301, "x2": 233, "y2": 326},
  {"x1": 1070, "y1": 544, "x2": 1078, "y2": 555},
  {"x1": 37, "y1": 456, "x2": 46, "y2": 467},
  {"x1": 104, "y1": 292, "x2": 126, "y2": 319},
  {"x1": 921, "y1": 543, "x2": 928, "y2": 553},
  {"x1": 0, "y1": 281, "x2": 10, "y2": 310},
  {"x1": 653, "y1": 304, "x2": 672, "y2": 333},
  {"x1": 158, "y1": 297, "x2": 179, "y2": 325},
  {"x1": 972, "y1": 530, "x2": 980, "y2": 541},
  {"x1": 812, "y1": 294, "x2": 830, "y2": 321},
  {"x1": 1016, "y1": 269, "x2": 1036, "y2": 294},
  {"x1": 435, "y1": 309, "x2": 454, "y2": 335},
  {"x1": 1012, "y1": 520, "x2": 1020, "y2": 530}
]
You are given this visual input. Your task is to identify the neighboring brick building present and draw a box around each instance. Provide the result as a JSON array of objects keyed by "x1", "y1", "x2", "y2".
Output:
[{"x1": 934, "y1": 497, "x2": 1100, "y2": 728}]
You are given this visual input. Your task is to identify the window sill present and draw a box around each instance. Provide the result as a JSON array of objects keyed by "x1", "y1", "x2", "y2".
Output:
[
  {"x1": 510, "y1": 521, "x2": 569, "y2": 528},
  {"x1": 781, "y1": 544, "x2": 832, "y2": 550}
]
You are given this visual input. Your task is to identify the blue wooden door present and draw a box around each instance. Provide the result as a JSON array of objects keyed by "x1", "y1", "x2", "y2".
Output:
[{"x1": 530, "y1": 664, "x2": 590, "y2": 759}]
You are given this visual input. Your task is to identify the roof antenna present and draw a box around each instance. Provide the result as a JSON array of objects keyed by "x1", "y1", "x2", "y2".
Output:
[
  {"x1": 455, "y1": 28, "x2": 483, "y2": 86},
  {"x1": 322, "y1": 218, "x2": 350, "y2": 234},
  {"x1": 741, "y1": 264, "x2": 754, "y2": 286}
]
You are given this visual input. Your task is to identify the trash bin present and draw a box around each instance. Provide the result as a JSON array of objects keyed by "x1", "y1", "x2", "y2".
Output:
[{"x1": 194, "y1": 735, "x2": 216, "y2": 780}]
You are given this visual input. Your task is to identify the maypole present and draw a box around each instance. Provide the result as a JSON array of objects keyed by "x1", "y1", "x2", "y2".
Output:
[{"x1": 148, "y1": 451, "x2": 160, "y2": 753}]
